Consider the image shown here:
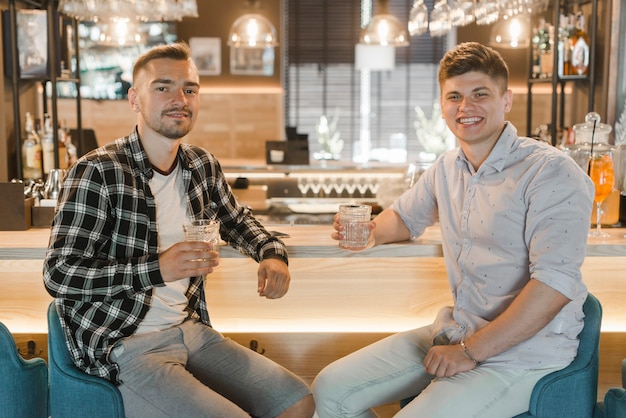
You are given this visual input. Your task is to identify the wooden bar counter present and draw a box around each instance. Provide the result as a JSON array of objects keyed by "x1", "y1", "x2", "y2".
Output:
[{"x1": 1, "y1": 224, "x2": 625, "y2": 411}]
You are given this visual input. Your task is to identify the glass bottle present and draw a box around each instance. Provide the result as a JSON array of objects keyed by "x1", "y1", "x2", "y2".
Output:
[
  {"x1": 537, "y1": 19, "x2": 552, "y2": 78},
  {"x1": 21, "y1": 111, "x2": 43, "y2": 180},
  {"x1": 557, "y1": 14, "x2": 572, "y2": 77},
  {"x1": 42, "y1": 113, "x2": 56, "y2": 175},
  {"x1": 57, "y1": 123, "x2": 68, "y2": 170},
  {"x1": 541, "y1": 23, "x2": 554, "y2": 78},
  {"x1": 569, "y1": 12, "x2": 590, "y2": 76},
  {"x1": 530, "y1": 27, "x2": 541, "y2": 79},
  {"x1": 65, "y1": 128, "x2": 78, "y2": 166}
]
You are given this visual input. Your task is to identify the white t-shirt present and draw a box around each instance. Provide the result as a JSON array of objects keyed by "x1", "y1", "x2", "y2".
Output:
[{"x1": 135, "y1": 163, "x2": 190, "y2": 334}]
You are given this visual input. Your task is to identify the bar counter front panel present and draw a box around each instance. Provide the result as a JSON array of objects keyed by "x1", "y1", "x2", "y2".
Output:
[{"x1": 1, "y1": 225, "x2": 625, "y2": 403}]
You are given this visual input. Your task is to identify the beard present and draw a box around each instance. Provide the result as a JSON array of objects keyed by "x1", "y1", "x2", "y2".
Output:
[{"x1": 142, "y1": 107, "x2": 195, "y2": 139}]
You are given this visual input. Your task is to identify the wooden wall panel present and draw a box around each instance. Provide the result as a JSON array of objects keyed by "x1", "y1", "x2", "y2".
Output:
[{"x1": 54, "y1": 88, "x2": 283, "y2": 163}]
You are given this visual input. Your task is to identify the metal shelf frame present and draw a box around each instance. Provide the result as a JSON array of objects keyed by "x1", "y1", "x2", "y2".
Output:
[
  {"x1": 7, "y1": 0, "x2": 82, "y2": 179},
  {"x1": 526, "y1": 0, "x2": 598, "y2": 145}
]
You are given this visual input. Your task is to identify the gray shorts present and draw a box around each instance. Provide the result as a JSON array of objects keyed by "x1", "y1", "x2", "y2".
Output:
[{"x1": 110, "y1": 319, "x2": 310, "y2": 418}]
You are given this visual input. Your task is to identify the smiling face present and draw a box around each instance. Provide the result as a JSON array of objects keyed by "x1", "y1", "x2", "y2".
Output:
[
  {"x1": 440, "y1": 70, "x2": 512, "y2": 150},
  {"x1": 129, "y1": 57, "x2": 200, "y2": 141}
]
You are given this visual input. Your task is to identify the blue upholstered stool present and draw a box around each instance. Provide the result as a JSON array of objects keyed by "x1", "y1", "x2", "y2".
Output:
[
  {"x1": 401, "y1": 293, "x2": 603, "y2": 418},
  {"x1": 0, "y1": 321, "x2": 48, "y2": 418},
  {"x1": 596, "y1": 358, "x2": 626, "y2": 418},
  {"x1": 47, "y1": 302, "x2": 125, "y2": 418}
]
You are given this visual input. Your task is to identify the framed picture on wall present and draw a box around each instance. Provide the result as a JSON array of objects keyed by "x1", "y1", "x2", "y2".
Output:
[
  {"x1": 2, "y1": 9, "x2": 49, "y2": 78},
  {"x1": 190, "y1": 37, "x2": 221, "y2": 76},
  {"x1": 229, "y1": 47, "x2": 274, "y2": 76}
]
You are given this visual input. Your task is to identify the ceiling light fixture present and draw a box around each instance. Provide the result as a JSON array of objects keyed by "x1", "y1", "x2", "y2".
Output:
[
  {"x1": 489, "y1": 15, "x2": 531, "y2": 49},
  {"x1": 227, "y1": 0, "x2": 278, "y2": 49},
  {"x1": 360, "y1": 0, "x2": 409, "y2": 47}
]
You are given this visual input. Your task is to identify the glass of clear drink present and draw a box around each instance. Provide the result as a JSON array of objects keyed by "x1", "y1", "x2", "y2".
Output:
[
  {"x1": 183, "y1": 219, "x2": 220, "y2": 261},
  {"x1": 338, "y1": 204, "x2": 372, "y2": 250}
]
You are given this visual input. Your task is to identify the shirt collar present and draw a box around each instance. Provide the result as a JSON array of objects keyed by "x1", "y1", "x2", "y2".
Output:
[
  {"x1": 127, "y1": 127, "x2": 191, "y2": 180},
  {"x1": 455, "y1": 122, "x2": 517, "y2": 174},
  {"x1": 127, "y1": 127, "x2": 154, "y2": 179}
]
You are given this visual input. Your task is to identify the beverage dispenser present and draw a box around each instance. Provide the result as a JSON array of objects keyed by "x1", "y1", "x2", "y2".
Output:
[{"x1": 569, "y1": 112, "x2": 619, "y2": 226}]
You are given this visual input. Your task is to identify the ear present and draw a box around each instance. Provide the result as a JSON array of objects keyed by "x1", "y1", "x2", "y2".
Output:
[
  {"x1": 503, "y1": 89, "x2": 513, "y2": 113},
  {"x1": 128, "y1": 88, "x2": 141, "y2": 113},
  {"x1": 440, "y1": 97, "x2": 445, "y2": 119}
]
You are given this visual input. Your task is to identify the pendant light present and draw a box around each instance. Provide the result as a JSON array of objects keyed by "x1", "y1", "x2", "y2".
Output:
[
  {"x1": 360, "y1": 0, "x2": 409, "y2": 47},
  {"x1": 489, "y1": 15, "x2": 530, "y2": 49},
  {"x1": 228, "y1": 0, "x2": 278, "y2": 48}
]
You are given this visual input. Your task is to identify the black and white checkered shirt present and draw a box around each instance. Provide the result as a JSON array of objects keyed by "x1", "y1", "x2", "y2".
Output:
[{"x1": 44, "y1": 128, "x2": 287, "y2": 383}]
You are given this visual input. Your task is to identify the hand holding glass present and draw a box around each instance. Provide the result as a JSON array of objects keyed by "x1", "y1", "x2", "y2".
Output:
[
  {"x1": 338, "y1": 204, "x2": 372, "y2": 251},
  {"x1": 183, "y1": 220, "x2": 220, "y2": 262}
]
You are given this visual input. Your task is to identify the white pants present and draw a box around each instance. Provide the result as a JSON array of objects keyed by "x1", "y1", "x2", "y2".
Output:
[{"x1": 312, "y1": 326, "x2": 564, "y2": 418}]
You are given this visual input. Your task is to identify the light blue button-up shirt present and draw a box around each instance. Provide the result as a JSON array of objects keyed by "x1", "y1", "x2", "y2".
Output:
[{"x1": 392, "y1": 122, "x2": 595, "y2": 368}]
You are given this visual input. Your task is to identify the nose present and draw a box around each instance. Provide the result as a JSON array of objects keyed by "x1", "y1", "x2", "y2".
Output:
[
  {"x1": 170, "y1": 88, "x2": 188, "y2": 105},
  {"x1": 459, "y1": 97, "x2": 472, "y2": 113}
]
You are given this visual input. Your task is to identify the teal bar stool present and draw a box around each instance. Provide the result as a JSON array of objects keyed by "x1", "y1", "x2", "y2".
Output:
[
  {"x1": 401, "y1": 293, "x2": 603, "y2": 418},
  {"x1": 48, "y1": 302, "x2": 125, "y2": 417},
  {"x1": 596, "y1": 358, "x2": 626, "y2": 418},
  {"x1": 0, "y1": 321, "x2": 48, "y2": 418}
]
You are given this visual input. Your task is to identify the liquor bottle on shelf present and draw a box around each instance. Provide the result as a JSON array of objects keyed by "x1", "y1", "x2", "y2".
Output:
[
  {"x1": 533, "y1": 18, "x2": 553, "y2": 79},
  {"x1": 540, "y1": 22, "x2": 554, "y2": 78},
  {"x1": 64, "y1": 124, "x2": 78, "y2": 167},
  {"x1": 57, "y1": 124, "x2": 68, "y2": 170},
  {"x1": 21, "y1": 111, "x2": 42, "y2": 180},
  {"x1": 530, "y1": 27, "x2": 542, "y2": 79},
  {"x1": 41, "y1": 113, "x2": 55, "y2": 175},
  {"x1": 557, "y1": 14, "x2": 572, "y2": 77},
  {"x1": 569, "y1": 12, "x2": 590, "y2": 76}
]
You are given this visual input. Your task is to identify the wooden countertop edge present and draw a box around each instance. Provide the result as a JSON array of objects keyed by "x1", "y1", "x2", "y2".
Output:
[{"x1": 1, "y1": 227, "x2": 624, "y2": 259}]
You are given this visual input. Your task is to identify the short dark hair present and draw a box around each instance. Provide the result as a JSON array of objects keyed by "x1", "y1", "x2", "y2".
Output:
[
  {"x1": 438, "y1": 42, "x2": 509, "y2": 93},
  {"x1": 132, "y1": 42, "x2": 194, "y2": 84}
]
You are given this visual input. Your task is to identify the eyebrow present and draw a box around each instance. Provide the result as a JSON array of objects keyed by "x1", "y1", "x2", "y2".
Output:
[
  {"x1": 470, "y1": 86, "x2": 490, "y2": 93},
  {"x1": 446, "y1": 86, "x2": 491, "y2": 96},
  {"x1": 151, "y1": 78, "x2": 200, "y2": 88}
]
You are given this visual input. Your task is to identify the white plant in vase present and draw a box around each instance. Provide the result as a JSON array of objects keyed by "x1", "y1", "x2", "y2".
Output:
[
  {"x1": 413, "y1": 101, "x2": 456, "y2": 161},
  {"x1": 314, "y1": 110, "x2": 344, "y2": 160}
]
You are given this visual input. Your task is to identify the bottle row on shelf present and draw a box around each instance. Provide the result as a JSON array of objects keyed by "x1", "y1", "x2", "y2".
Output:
[
  {"x1": 21, "y1": 111, "x2": 78, "y2": 181},
  {"x1": 531, "y1": 11, "x2": 590, "y2": 80}
]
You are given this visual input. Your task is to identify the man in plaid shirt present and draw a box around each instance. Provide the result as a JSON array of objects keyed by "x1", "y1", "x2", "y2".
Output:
[{"x1": 44, "y1": 42, "x2": 314, "y2": 418}]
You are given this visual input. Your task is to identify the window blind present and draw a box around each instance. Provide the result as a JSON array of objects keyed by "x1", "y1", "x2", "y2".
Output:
[{"x1": 285, "y1": 0, "x2": 448, "y2": 161}]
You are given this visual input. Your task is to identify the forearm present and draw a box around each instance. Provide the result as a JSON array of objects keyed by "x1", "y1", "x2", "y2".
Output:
[
  {"x1": 44, "y1": 249, "x2": 162, "y2": 301},
  {"x1": 224, "y1": 212, "x2": 288, "y2": 264},
  {"x1": 371, "y1": 208, "x2": 411, "y2": 246},
  {"x1": 463, "y1": 279, "x2": 571, "y2": 363}
]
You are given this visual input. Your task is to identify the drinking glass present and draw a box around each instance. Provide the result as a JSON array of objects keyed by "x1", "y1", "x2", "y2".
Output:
[
  {"x1": 474, "y1": 0, "x2": 500, "y2": 25},
  {"x1": 429, "y1": 0, "x2": 452, "y2": 37},
  {"x1": 588, "y1": 148, "x2": 615, "y2": 238},
  {"x1": 183, "y1": 219, "x2": 220, "y2": 262},
  {"x1": 338, "y1": 204, "x2": 372, "y2": 250},
  {"x1": 450, "y1": 0, "x2": 475, "y2": 27},
  {"x1": 408, "y1": 0, "x2": 429, "y2": 36}
]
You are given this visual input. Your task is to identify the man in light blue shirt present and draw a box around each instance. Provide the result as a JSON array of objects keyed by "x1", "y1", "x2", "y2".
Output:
[{"x1": 313, "y1": 42, "x2": 594, "y2": 417}]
